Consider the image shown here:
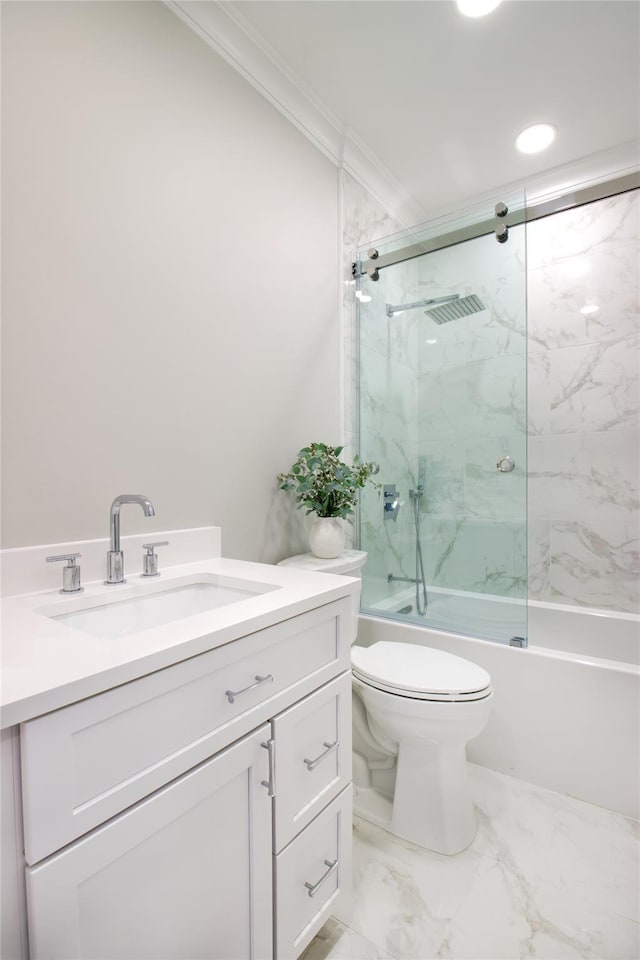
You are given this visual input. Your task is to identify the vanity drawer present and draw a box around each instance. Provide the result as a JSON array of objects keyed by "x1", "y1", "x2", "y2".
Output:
[
  {"x1": 21, "y1": 598, "x2": 351, "y2": 865},
  {"x1": 274, "y1": 785, "x2": 352, "y2": 960},
  {"x1": 273, "y1": 671, "x2": 352, "y2": 853}
]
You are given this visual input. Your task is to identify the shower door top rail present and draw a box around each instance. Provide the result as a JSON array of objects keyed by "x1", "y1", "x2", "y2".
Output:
[{"x1": 353, "y1": 171, "x2": 640, "y2": 278}]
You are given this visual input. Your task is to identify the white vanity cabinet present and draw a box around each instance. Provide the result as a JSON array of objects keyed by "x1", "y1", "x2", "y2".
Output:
[{"x1": 12, "y1": 595, "x2": 353, "y2": 960}]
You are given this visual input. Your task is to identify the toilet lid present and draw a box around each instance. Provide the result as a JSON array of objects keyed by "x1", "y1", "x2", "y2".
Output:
[{"x1": 351, "y1": 641, "x2": 492, "y2": 701}]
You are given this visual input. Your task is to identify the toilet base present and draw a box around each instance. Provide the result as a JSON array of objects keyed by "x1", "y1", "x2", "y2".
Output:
[
  {"x1": 354, "y1": 740, "x2": 479, "y2": 855},
  {"x1": 391, "y1": 741, "x2": 478, "y2": 855},
  {"x1": 353, "y1": 779, "x2": 477, "y2": 856}
]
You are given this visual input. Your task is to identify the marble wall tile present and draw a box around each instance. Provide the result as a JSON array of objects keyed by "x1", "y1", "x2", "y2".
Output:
[
  {"x1": 360, "y1": 507, "x2": 416, "y2": 586},
  {"x1": 528, "y1": 430, "x2": 639, "y2": 526},
  {"x1": 360, "y1": 353, "x2": 417, "y2": 443},
  {"x1": 549, "y1": 518, "x2": 640, "y2": 611},
  {"x1": 343, "y1": 172, "x2": 405, "y2": 258},
  {"x1": 548, "y1": 335, "x2": 639, "y2": 434},
  {"x1": 527, "y1": 242, "x2": 640, "y2": 352},
  {"x1": 419, "y1": 441, "x2": 465, "y2": 517},
  {"x1": 527, "y1": 190, "x2": 640, "y2": 271},
  {"x1": 359, "y1": 287, "x2": 421, "y2": 372},
  {"x1": 526, "y1": 191, "x2": 640, "y2": 615},
  {"x1": 527, "y1": 348, "x2": 555, "y2": 436},
  {"x1": 527, "y1": 516, "x2": 550, "y2": 602},
  {"x1": 418, "y1": 354, "x2": 527, "y2": 443},
  {"x1": 420, "y1": 517, "x2": 527, "y2": 597},
  {"x1": 529, "y1": 335, "x2": 640, "y2": 436},
  {"x1": 464, "y1": 434, "x2": 526, "y2": 521}
]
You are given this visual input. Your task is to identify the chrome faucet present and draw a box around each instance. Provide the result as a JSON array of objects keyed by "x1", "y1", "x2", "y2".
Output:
[{"x1": 105, "y1": 494, "x2": 155, "y2": 584}]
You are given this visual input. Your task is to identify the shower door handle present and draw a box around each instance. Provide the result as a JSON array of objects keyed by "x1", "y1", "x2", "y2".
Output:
[{"x1": 497, "y1": 457, "x2": 515, "y2": 473}]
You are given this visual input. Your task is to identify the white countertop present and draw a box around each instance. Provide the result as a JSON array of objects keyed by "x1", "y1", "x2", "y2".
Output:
[{"x1": 1, "y1": 557, "x2": 357, "y2": 729}]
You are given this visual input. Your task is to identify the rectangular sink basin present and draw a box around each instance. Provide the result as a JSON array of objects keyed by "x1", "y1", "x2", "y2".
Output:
[{"x1": 51, "y1": 581, "x2": 269, "y2": 640}]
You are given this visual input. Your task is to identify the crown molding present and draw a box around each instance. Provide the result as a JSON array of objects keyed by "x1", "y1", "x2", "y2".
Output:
[{"x1": 165, "y1": 0, "x2": 425, "y2": 227}]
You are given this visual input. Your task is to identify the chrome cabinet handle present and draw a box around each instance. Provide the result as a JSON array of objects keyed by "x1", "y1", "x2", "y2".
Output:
[
  {"x1": 304, "y1": 740, "x2": 338, "y2": 771},
  {"x1": 261, "y1": 739, "x2": 275, "y2": 797},
  {"x1": 225, "y1": 674, "x2": 273, "y2": 704},
  {"x1": 304, "y1": 858, "x2": 338, "y2": 898}
]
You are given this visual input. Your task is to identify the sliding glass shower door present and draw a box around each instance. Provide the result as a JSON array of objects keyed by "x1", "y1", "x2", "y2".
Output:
[{"x1": 356, "y1": 197, "x2": 528, "y2": 644}]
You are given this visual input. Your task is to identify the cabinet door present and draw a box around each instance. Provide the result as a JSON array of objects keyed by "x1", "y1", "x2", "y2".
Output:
[
  {"x1": 273, "y1": 672, "x2": 352, "y2": 852},
  {"x1": 26, "y1": 726, "x2": 272, "y2": 960}
]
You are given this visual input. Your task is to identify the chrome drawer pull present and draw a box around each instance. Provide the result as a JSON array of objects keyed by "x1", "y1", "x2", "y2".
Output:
[
  {"x1": 304, "y1": 740, "x2": 338, "y2": 771},
  {"x1": 261, "y1": 739, "x2": 275, "y2": 797},
  {"x1": 304, "y1": 858, "x2": 338, "y2": 898},
  {"x1": 225, "y1": 674, "x2": 273, "y2": 704}
]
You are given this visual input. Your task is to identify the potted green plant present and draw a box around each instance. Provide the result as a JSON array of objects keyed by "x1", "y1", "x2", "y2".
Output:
[{"x1": 277, "y1": 442, "x2": 379, "y2": 558}]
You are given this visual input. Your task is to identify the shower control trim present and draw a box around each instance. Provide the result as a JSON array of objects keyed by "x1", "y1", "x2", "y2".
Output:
[{"x1": 383, "y1": 485, "x2": 400, "y2": 521}]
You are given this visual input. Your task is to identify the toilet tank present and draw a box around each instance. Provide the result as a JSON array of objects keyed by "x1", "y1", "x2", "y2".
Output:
[{"x1": 277, "y1": 550, "x2": 367, "y2": 643}]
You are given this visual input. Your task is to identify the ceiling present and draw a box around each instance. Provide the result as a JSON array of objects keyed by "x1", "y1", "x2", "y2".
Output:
[{"x1": 175, "y1": 0, "x2": 640, "y2": 222}]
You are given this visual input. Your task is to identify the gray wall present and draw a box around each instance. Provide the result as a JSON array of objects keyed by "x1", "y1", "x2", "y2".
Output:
[{"x1": 1, "y1": 1, "x2": 340, "y2": 561}]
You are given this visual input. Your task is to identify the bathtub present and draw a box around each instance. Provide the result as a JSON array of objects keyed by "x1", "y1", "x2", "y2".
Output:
[{"x1": 357, "y1": 602, "x2": 640, "y2": 820}]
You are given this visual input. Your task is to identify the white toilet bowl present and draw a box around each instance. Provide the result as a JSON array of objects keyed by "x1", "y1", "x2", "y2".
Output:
[
  {"x1": 351, "y1": 640, "x2": 493, "y2": 855},
  {"x1": 277, "y1": 550, "x2": 494, "y2": 855}
]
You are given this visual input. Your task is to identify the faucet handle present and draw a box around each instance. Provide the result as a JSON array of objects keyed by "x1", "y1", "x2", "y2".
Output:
[
  {"x1": 46, "y1": 553, "x2": 83, "y2": 594},
  {"x1": 141, "y1": 541, "x2": 169, "y2": 578}
]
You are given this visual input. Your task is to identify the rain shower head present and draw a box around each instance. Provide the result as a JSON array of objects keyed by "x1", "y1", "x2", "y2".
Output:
[
  {"x1": 386, "y1": 293, "x2": 486, "y2": 321},
  {"x1": 424, "y1": 293, "x2": 485, "y2": 324}
]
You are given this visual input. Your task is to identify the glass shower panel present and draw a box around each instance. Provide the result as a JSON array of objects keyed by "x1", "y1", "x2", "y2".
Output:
[{"x1": 357, "y1": 196, "x2": 527, "y2": 644}]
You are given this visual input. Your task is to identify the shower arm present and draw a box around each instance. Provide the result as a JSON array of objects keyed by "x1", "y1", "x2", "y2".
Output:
[{"x1": 386, "y1": 295, "x2": 459, "y2": 318}]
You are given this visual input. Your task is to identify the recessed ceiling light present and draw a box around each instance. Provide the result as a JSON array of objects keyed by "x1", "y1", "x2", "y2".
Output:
[
  {"x1": 515, "y1": 123, "x2": 557, "y2": 155},
  {"x1": 580, "y1": 303, "x2": 600, "y2": 316},
  {"x1": 425, "y1": 338, "x2": 438, "y2": 345},
  {"x1": 456, "y1": 0, "x2": 502, "y2": 17}
]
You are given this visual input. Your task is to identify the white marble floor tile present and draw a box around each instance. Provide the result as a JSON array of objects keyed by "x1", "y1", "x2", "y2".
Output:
[
  {"x1": 332, "y1": 817, "x2": 483, "y2": 958},
  {"x1": 469, "y1": 765, "x2": 640, "y2": 923},
  {"x1": 299, "y1": 918, "x2": 394, "y2": 960},
  {"x1": 309, "y1": 766, "x2": 640, "y2": 960},
  {"x1": 442, "y1": 855, "x2": 640, "y2": 959}
]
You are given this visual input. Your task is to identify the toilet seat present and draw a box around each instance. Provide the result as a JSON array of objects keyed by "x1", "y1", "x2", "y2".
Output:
[{"x1": 351, "y1": 641, "x2": 492, "y2": 702}]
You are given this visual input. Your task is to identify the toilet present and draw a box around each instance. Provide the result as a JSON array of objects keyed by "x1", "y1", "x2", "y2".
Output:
[{"x1": 277, "y1": 550, "x2": 493, "y2": 856}]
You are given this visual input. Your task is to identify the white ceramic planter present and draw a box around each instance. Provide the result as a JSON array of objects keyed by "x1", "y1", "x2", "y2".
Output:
[{"x1": 308, "y1": 517, "x2": 345, "y2": 559}]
